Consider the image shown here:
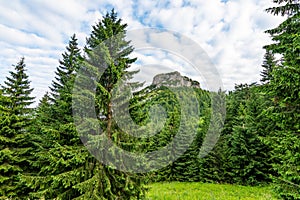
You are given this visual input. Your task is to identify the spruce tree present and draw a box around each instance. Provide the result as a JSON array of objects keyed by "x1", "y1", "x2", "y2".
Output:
[
  {"x1": 260, "y1": 50, "x2": 277, "y2": 84},
  {"x1": 23, "y1": 35, "x2": 92, "y2": 199},
  {"x1": 72, "y1": 9, "x2": 146, "y2": 199},
  {"x1": 224, "y1": 86, "x2": 271, "y2": 186},
  {"x1": 161, "y1": 88, "x2": 211, "y2": 182},
  {"x1": 50, "y1": 34, "x2": 83, "y2": 102},
  {"x1": 26, "y1": 10, "x2": 145, "y2": 199},
  {"x1": 199, "y1": 84, "x2": 272, "y2": 185},
  {"x1": 129, "y1": 85, "x2": 212, "y2": 182},
  {"x1": 0, "y1": 58, "x2": 35, "y2": 199},
  {"x1": 264, "y1": 0, "x2": 300, "y2": 198},
  {"x1": 198, "y1": 90, "x2": 228, "y2": 184}
]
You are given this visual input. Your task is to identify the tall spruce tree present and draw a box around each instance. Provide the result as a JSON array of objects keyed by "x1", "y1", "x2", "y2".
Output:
[
  {"x1": 155, "y1": 88, "x2": 212, "y2": 182},
  {"x1": 72, "y1": 9, "x2": 146, "y2": 199},
  {"x1": 23, "y1": 34, "x2": 93, "y2": 199},
  {"x1": 0, "y1": 58, "x2": 35, "y2": 199},
  {"x1": 127, "y1": 83, "x2": 213, "y2": 183},
  {"x1": 199, "y1": 84, "x2": 273, "y2": 185},
  {"x1": 50, "y1": 34, "x2": 82, "y2": 102},
  {"x1": 264, "y1": 0, "x2": 300, "y2": 198},
  {"x1": 198, "y1": 90, "x2": 228, "y2": 184},
  {"x1": 224, "y1": 85, "x2": 271, "y2": 185},
  {"x1": 26, "y1": 10, "x2": 145, "y2": 199}
]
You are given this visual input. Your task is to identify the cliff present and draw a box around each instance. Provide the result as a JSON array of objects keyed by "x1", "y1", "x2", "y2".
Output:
[{"x1": 152, "y1": 71, "x2": 200, "y2": 88}]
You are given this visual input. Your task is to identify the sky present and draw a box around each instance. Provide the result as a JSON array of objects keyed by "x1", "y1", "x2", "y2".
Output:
[{"x1": 0, "y1": 0, "x2": 285, "y2": 102}]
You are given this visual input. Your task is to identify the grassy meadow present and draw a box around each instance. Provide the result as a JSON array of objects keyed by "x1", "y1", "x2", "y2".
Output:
[{"x1": 146, "y1": 182, "x2": 277, "y2": 200}]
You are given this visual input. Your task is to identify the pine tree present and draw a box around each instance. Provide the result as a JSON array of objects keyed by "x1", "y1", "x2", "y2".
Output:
[
  {"x1": 264, "y1": 0, "x2": 300, "y2": 101},
  {"x1": 224, "y1": 89, "x2": 271, "y2": 186},
  {"x1": 166, "y1": 88, "x2": 212, "y2": 182},
  {"x1": 71, "y1": 9, "x2": 146, "y2": 199},
  {"x1": 198, "y1": 90, "x2": 228, "y2": 184},
  {"x1": 0, "y1": 58, "x2": 35, "y2": 199},
  {"x1": 22, "y1": 35, "x2": 94, "y2": 199},
  {"x1": 131, "y1": 85, "x2": 212, "y2": 182},
  {"x1": 199, "y1": 84, "x2": 272, "y2": 185},
  {"x1": 260, "y1": 50, "x2": 277, "y2": 84},
  {"x1": 50, "y1": 34, "x2": 83, "y2": 102},
  {"x1": 264, "y1": 1, "x2": 300, "y2": 198},
  {"x1": 26, "y1": 10, "x2": 145, "y2": 199}
]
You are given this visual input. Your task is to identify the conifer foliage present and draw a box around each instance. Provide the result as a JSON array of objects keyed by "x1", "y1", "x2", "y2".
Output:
[
  {"x1": 264, "y1": 0, "x2": 300, "y2": 198},
  {"x1": 72, "y1": 9, "x2": 145, "y2": 199},
  {"x1": 260, "y1": 50, "x2": 277, "y2": 84},
  {"x1": 0, "y1": 5, "x2": 299, "y2": 200},
  {"x1": 0, "y1": 58, "x2": 34, "y2": 199},
  {"x1": 25, "y1": 10, "x2": 145, "y2": 199},
  {"x1": 199, "y1": 84, "x2": 272, "y2": 185},
  {"x1": 24, "y1": 34, "x2": 89, "y2": 199}
]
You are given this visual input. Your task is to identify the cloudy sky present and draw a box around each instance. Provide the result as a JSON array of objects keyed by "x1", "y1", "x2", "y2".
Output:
[{"x1": 0, "y1": 0, "x2": 284, "y2": 102}]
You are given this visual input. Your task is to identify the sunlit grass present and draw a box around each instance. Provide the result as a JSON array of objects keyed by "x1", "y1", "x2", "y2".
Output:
[{"x1": 146, "y1": 182, "x2": 277, "y2": 200}]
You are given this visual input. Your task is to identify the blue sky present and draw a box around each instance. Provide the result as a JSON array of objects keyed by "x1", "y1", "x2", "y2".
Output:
[{"x1": 0, "y1": 0, "x2": 284, "y2": 102}]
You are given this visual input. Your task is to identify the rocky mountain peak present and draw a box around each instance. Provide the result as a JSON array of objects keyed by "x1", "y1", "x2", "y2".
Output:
[{"x1": 152, "y1": 71, "x2": 200, "y2": 88}]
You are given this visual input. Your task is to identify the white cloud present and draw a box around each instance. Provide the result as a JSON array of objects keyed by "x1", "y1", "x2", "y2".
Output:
[{"x1": 0, "y1": 0, "x2": 285, "y2": 103}]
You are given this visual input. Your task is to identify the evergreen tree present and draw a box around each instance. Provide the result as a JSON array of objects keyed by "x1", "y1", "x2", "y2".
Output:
[
  {"x1": 130, "y1": 85, "x2": 212, "y2": 182},
  {"x1": 199, "y1": 84, "x2": 272, "y2": 185},
  {"x1": 198, "y1": 90, "x2": 228, "y2": 184},
  {"x1": 146, "y1": 87, "x2": 191, "y2": 182},
  {"x1": 224, "y1": 88, "x2": 271, "y2": 185},
  {"x1": 224, "y1": 85, "x2": 268, "y2": 185},
  {"x1": 50, "y1": 34, "x2": 83, "y2": 102},
  {"x1": 260, "y1": 49, "x2": 277, "y2": 84},
  {"x1": 264, "y1": 0, "x2": 300, "y2": 198},
  {"x1": 23, "y1": 35, "x2": 93, "y2": 199},
  {"x1": 0, "y1": 58, "x2": 35, "y2": 199},
  {"x1": 169, "y1": 88, "x2": 212, "y2": 182},
  {"x1": 35, "y1": 92, "x2": 52, "y2": 125},
  {"x1": 27, "y1": 10, "x2": 145, "y2": 199},
  {"x1": 72, "y1": 9, "x2": 146, "y2": 199}
]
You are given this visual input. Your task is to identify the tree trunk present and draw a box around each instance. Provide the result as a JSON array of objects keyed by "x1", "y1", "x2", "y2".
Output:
[{"x1": 107, "y1": 100, "x2": 112, "y2": 139}]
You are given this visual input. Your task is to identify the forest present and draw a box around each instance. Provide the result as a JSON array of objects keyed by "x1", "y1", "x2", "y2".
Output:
[{"x1": 0, "y1": 0, "x2": 299, "y2": 199}]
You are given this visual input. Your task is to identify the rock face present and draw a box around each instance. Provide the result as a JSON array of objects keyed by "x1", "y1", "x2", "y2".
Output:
[{"x1": 152, "y1": 71, "x2": 200, "y2": 88}]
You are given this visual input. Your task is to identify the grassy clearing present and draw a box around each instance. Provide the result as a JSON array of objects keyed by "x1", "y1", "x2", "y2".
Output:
[{"x1": 146, "y1": 182, "x2": 277, "y2": 200}]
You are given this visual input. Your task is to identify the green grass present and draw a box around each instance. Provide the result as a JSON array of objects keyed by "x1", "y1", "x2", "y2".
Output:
[{"x1": 146, "y1": 182, "x2": 277, "y2": 200}]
